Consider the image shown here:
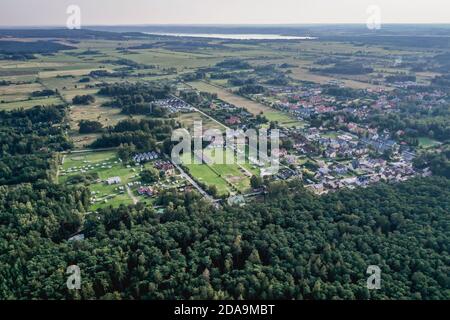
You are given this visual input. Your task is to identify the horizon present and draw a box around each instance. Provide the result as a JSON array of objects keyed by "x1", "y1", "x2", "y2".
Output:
[
  {"x1": 2, "y1": 22, "x2": 450, "y2": 29},
  {"x1": 1, "y1": 0, "x2": 450, "y2": 27}
]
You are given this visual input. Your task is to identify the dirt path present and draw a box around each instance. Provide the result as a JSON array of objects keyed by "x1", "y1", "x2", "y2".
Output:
[{"x1": 126, "y1": 186, "x2": 139, "y2": 205}]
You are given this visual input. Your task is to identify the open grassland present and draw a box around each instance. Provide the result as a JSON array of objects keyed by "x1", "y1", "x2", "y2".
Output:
[
  {"x1": 176, "y1": 112, "x2": 224, "y2": 132},
  {"x1": 0, "y1": 96, "x2": 64, "y2": 110},
  {"x1": 0, "y1": 82, "x2": 44, "y2": 101},
  {"x1": 111, "y1": 49, "x2": 222, "y2": 70}
]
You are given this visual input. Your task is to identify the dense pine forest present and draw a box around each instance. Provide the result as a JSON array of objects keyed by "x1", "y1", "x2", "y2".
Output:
[{"x1": 0, "y1": 176, "x2": 449, "y2": 299}]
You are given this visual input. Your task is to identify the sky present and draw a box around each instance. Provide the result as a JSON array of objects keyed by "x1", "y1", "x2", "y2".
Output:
[{"x1": 0, "y1": 0, "x2": 449, "y2": 27}]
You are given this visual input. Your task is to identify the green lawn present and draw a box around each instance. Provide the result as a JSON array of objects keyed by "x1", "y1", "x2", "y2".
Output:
[
  {"x1": 418, "y1": 137, "x2": 442, "y2": 149},
  {"x1": 204, "y1": 148, "x2": 252, "y2": 192}
]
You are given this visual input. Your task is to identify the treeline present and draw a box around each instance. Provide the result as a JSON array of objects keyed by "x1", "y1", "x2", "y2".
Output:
[
  {"x1": 0, "y1": 40, "x2": 75, "y2": 55},
  {"x1": 216, "y1": 59, "x2": 252, "y2": 70},
  {"x1": 72, "y1": 95, "x2": 95, "y2": 105},
  {"x1": 1, "y1": 177, "x2": 449, "y2": 299},
  {"x1": 385, "y1": 74, "x2": 416, "y2": 83},
  {"x1": 98, "y1": 83, "x2": 170, "y2": 115},
  {"x1": 432, "y1": 74, "x2": 450, "y2": 87},
  {"x1": 238, "y1": 84, "x2": 265, "y2": 95},
  {"x1": 90, "y1": 118, "x2": 178, "y2": 150},
  {"x1": 312, "y1": 62, "x2": 373, "y2": 75}
]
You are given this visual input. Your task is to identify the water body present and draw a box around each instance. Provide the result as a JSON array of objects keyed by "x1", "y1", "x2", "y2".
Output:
[{"x1": 146, "y1": 32, "x2": 316, "y2": 40}]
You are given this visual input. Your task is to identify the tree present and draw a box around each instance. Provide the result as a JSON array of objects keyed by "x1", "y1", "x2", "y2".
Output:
[
  {"x1": 250, "y1": 175, "x2": 263, "y2": 189},
  {"x1": 140, "y1": 168, "x2": 160, "y2": 184},
  {"x1": 78, "y1": 120, "x2": 103, "y2": 134},
  {"x1": 117, "y1": 143, "x2": 135, "y2": 163},
  {"x1": 72, "y1": 95, "x2": 95, "y2": 105}
]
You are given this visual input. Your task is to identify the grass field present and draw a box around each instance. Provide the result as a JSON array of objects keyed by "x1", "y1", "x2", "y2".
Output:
[
  {"x1": 418, "y1": 137, "x2": 442, "y2": 149},
  {"x1": 176, "y1": 112, "x2": 224, "y2": 132},
  {"x1": 204, "y1": 147, "x2": 252, "y2": 192},
  {"x1": 181, "y1": 152, "x2": 235, "y2": 196},
  {"x1": 60, "y1": 151, "x2": 135, "y2": 209},
  {"x1": 0, "y1": 96, "x2": 63, "y2": 110},
  {"x1": 180, "y1": 146, "x2": 259, "y2": 196}
]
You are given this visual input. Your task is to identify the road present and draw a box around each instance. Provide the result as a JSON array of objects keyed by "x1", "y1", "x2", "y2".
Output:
[{"x1": 171, "y1": 160, "x2": 214, "y2": 202}]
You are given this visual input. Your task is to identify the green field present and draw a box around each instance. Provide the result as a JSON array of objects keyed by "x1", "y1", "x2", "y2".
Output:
[
  {"x1": 0, "y1": 96, "x2": 64, "y2": 110},
  {"x1": 181, "y1": 153, "x2": 231, "y2": 196},
  {"x1": 180, "y1": 147, "x2": 261, "y2": 196}
]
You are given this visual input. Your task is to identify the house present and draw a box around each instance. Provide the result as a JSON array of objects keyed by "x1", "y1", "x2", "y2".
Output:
[
  {"x1": 227, "y1": 195, "x2": 246, "y2": 207},
  {"x1": 225, "y1": 116, "x2": 241, "y2": 125},
  {"x1": 138, "y1": 187, "x2": 155, "y2": 197},
  {"x1": 154, "y1": 161, "x2": 175, "y2": 175},
  {"x1": 106, "y1": 176, "x2": 121, "y2": 185},
  {"x1": 68, "y1": 234, "x2": 85, "y2": 242},
  {"x1": 133, "y1": 151, "x2": 159, "y2": 163}
]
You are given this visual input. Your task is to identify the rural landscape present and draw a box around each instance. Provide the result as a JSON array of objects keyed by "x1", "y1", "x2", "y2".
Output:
[{"x1": 0, "y1": 2, "x2": 449, "y2": 304}]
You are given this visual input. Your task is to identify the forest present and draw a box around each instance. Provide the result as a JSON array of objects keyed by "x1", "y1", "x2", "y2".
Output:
[
  {"x1": 98, "y1": 83, "x2": 170, "y2": 115},
  {"x1": 0, "y1": 176, "x2": 449, "y2": 299},
  {"x1": 90, "y1": 118, "x2": 178, "y2": 150}
]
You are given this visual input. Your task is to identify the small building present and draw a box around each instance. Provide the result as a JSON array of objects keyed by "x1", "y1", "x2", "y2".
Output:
[
  {"x1": 68, "y1": 234, "x2": 85, "y2": 242},
  {"x1": 106, "y1": 176, "x2": 121, "y2": 185}
]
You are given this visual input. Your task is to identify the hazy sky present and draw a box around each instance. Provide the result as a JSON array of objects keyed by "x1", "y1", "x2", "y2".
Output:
[{"x1": 0, "y1": 0, "x2": 449, "y2": 26}]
